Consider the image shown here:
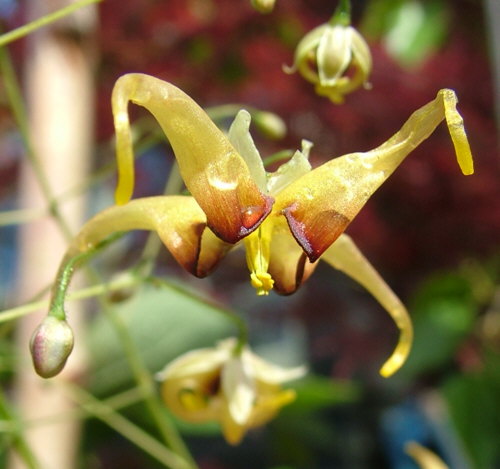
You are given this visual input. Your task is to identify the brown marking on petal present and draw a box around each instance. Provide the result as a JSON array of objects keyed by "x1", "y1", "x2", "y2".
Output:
[
  {"x1": 273, "y1": 252, "x2": 318, "y2": 295},
  {"x1": 207, "y1": 193, "x2": 274, "y2": 243},
  {"x1": 283, "y1": 204, "x2": 350, "y2": 262},
  {"x1": 238, "y1": 194, "x2": 274, "y2": 238},
  {"x1": 169, "y1": 222, "x2": 206, "y2": 275},
  {"x1": 195, "y1": 226, "x2": 233, "y2": 278},
  {"x1": 295, "y1": 252, "x2": 317, "y2": 291}
]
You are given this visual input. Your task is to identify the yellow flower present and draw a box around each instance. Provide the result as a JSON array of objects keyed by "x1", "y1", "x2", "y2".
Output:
[
  {"x1": 285, "y1": 21, "x2": 372, "y2": 103},
  {"x1": 156, "y1": 338, "x2": 306, "y2": 445},
  {"x1": 66, "y1": 73, "x2": 474, "y2": 378}
]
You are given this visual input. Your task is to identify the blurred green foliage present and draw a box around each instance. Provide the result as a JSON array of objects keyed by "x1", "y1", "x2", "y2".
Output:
[{"x1": 362, "y1": 0, "x2": 449, "y2": 67}]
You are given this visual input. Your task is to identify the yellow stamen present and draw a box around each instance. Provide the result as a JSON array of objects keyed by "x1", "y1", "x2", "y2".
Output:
[
  {"x1": 244, "y1": 221, "x2": 275, "y2": 295},
  {"x1": 179, "y1": 389, "x2": 207, "y2": 412},
  {"x1": 250, "y1": 272, "x2": 275, "y2": 296}
]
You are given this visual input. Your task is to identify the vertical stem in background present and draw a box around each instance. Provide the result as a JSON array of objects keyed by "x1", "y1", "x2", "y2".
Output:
[
  {"x1": 10, "y1": 1, "x2": 97, "y2": 468},
  {"x1": 484, "y1": 0, "x2": 500, "y2": 136}
]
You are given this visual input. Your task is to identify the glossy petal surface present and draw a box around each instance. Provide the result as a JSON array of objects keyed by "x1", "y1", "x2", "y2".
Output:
[
  {"x1": 322, "y1": 235, "x2": 413, "y2": 377},
  {"x1": 112, "y1": 73, "x2": 273, "y2": 243},
  {"x1": 274, "y1": 89, "x2": 473, "y2": 261},
  {"x1": 74, "y1": 196, "x2": 231, "y2": 276}
]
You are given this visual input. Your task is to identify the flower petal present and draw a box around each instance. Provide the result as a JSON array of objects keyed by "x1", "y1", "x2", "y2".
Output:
[
  {"x1": 322, "y1": 235, "x2": 413, "y2": 377},
  {"x1": 228, "y1": 109, "x2": 267, "y2": 193},
  {"x1": 284, "y1": 24, "x2": 328, "y2": 83},
  {"x1": 74, "y1": 196, "x2": 231, "y2": 277},
  {"x1": 248, "y1": 388, "x2": 297, "y2": 428},
  {"x1": 222, "y1": 357, "x2": 255, "y2": 426},
  {"x1": 266, "y1": 140, "x2": 312, "y2": 196},
  {"x1": 317, "y1": 25, "x2": 351, "y2": 86},
  {"x1": 274, "y1": 89, "x2": 474, "y2": 261},
  {"x1": 350, "y1": 27, "x2": 372, "y2": 83},
  {"x1": 156, "y1": 345, "x2": 231, "y2": 381},
  {"x1": 246, "y1": 349, "x2": 306, "y2": 384},
  {"x1": 267, "y1": 216, "x2": 319, "y2": 294},
  {"x1": 112, "y1": 73, "x2": 273, "y2": 243}
]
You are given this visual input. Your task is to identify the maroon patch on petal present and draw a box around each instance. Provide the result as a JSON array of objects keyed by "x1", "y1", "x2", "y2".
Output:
[
  {"x1": 237, "y1": 194, "x2": 275, "y2": 238},
  {"x1": 283, "y1": 204, "x2": 350, "y2": 262}
]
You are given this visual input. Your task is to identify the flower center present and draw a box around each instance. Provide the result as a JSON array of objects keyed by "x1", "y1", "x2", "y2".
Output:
[{"x1": 243, "y1": 219, "x2": 274, "y2": 295}]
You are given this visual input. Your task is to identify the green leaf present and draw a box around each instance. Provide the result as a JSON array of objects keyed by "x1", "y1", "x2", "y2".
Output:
[
  {"x1": 87, "y1": 283, "x2": 233, "y2": 395},
  {"x1": 443, "y1": 359, "x2": 500, "y2": 469},
  {"x1": 362, "y1": 0, "x2": 449, "y2": 67},
  {"x1": 284, "y1": 375, "x2": 360, "y2": 414},
  {"x1": 399, "y1": 272, "x2": 476, "y2": 378}
]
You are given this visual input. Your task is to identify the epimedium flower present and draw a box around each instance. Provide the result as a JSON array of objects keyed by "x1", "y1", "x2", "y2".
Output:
[
  {"x1": 284, "y1": 8, "x2": 372, "y2": 103},
  {"x1": 156, "y1": 338, "x2": 306, "y2": 445},
  {"x1": 35, "y1": 73, "x2": 474, "y2": 380}
]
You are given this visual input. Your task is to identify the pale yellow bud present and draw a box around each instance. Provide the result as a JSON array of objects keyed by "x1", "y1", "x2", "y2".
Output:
[{"x1": 286, "y1": 22, "x2": 372, "y2": 103}]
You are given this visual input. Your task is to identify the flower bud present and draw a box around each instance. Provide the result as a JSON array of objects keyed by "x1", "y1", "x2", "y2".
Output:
[
  {"x1": 251, "y1": 0, "x2": 275, "y2": 14},
  {"x1": 252, "y1": 110, "x2": 287, "y2": 140},
  {"x1": 285, "y1": 22, "x2": 372, "y2": 103},
  {"x1": 30, "y1": 315, "x2": 74, "y2": 378}
]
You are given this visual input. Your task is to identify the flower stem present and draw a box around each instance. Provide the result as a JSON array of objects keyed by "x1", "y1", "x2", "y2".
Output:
[
  {"x1": 146, "y1": 277, "x2": 249, "y2": 354},
  {"x1": 0, "y1": 45, "x2": 73, "y2": 240},
  {"x1": 0, "y1": 0, "x2": 102, "y2": 47},
  {"x1": 98, "y1": 294, "x2": 198, "y2": 468},
  {"x1": 63, "y1": 383, "x2": 193, "y2": 469},
  {"x1": 48, "y1": 233, "x2": 123, "y2": 320},
  {"x1": 331, "y1": 0, "x2": 351, "y2": 26},
  {"x1": 0, "y1": 388, "x2": 40, "y2": 469}
]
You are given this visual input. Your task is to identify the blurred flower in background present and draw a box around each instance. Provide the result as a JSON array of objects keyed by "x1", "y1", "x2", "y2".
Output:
[{"x1": 285, "y1": 11, "x2": 372, "y2": 103}]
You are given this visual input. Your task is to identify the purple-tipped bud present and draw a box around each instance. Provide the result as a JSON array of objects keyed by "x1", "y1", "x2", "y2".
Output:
[{"x1": 30, "y1": 316, "x2": 74, "y2": 378}]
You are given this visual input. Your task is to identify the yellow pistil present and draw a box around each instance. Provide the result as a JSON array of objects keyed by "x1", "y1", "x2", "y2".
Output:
[{"x1": 244, "y1": 221, "x2": 275, "y2": 295}]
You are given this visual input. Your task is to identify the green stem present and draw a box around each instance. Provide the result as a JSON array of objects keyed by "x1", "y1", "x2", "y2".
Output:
[
  {"x1": 0, "y1": 46, "x2": 73, "y2": 240},
  {"x1": 0, "y1": 274, "x2": 141, "y2": 324},
  {"x1": 0, "y1": 0, "x2": 102, "y2": 47},
  {"x1": 63, "y1": 383, "x2": 192, "y2": 469},
  {"x1": 48, "y1": 233, "x2": 123, "y2": 319},
  {"x1": 98, "y1": 290, "x2": 198, "y2": 468},
  {"x1": 146, "y1": 277, "x2": 249, "y2": 354},
  {"x1": 331, "y1": 0, "x2": 351, "y2": 26},
  {"x1": 262, "y1": 149, "x2": 294, "y2": 168},
  {"x1": 0, "y1": 388, "x2": 40, "y2": 469}
]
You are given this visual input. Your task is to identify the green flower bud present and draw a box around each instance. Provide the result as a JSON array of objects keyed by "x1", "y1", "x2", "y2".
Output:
[
  {"x1": 30, "y1": 315, "x2": 74, "y2": 378},
  {"x1": 251, "y1": 0, "x2": 275, "y2": 14},
  {"x1": 285, "y1": 22, "x2": 372, "y2": 104},
  {"x1": 252, "y1": 110, "x2": 287, "y2": 140}
]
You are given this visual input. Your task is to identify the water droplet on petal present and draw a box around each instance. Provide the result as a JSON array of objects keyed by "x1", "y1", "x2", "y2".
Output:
[{"x1": 241, "y1": 206, "x2": 266, "y2": 229}]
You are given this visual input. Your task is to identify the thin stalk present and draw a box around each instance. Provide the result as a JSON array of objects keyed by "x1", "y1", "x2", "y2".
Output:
[
  {"x1": 146, "y1": 277, "x2": 248, "y2": 353},
  {"x1": 331, "y1": 0, "x2": 351, "y2": 26},
  {"x1": 0, "y1": 47, "x2": 73, "y2": 239},
  {"x1": 98, "y1": 295, "x2": 198, "y2": 469},
  {"x1": 262, "y1": 149, "x2": 294, "y2": 167},
  {"x1": 0, "y1": 273, "x2": 140, "y2": 323},
  {"x1": 0, "y1": 387, "x2": 144, "y2": 432},
  {"x1": 48, "y1": 233, "x2": 123, "y2": 319},
  {"x1": 0, "y1": 389, "x2": 39, "y2": 469},
  {"x1": 0, "y1": 0, "x2": 102, "y2": 47},
  {"x1": 63, "y1": 383, "x2": 192, "y2": 469},
  {"x1": 0, "y1": 208, "x2": 45, "y2": 227}
]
